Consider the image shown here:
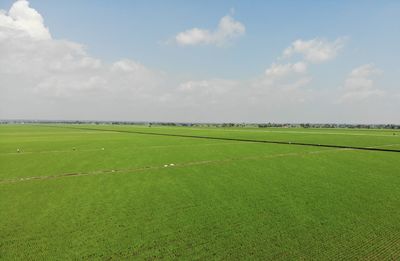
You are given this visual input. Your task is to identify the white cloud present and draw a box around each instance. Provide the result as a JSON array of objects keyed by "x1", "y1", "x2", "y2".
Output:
[
  {"x1": 0, "y1": 1, "x2": 169, "y2": 120},
  {"x1": 177, "y1": 79, "x2": 239, "y2": 106},
  {"x1": 338, "y1": 64, "x2": 385, "y2": 103},
  {"x1": 179, "y1": 80, "x2": 232, "y2": 93},
  {"x1": 175, "y1": 14, "x2": 245, "y2": 46},
  {"x1": 254, "y1": 62, "x2": 312, "y2": 104},
  {"x1": 265, "y1": 62, "x2": 307, "y2": 78},
  {"x1": 175, "y1": 28, "x2": 211, "y2": 46},
  {"x1": 173, "y1": 59, "x2": 312, "y2": 117},
  {"x1": 283, "y1": 38, "x2": 345, "y2": 63},
  {"x1": 0, "y1": 0, "x2": 50, "y2": 40}
]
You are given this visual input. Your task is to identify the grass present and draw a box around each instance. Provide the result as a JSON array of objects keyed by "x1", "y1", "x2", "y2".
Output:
[{"x1": 0, "y1": 124, "x2": 399, "y2": 260}]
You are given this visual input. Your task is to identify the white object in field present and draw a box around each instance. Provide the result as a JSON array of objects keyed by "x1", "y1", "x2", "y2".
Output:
[
  {"x1": 101, "y1": 148, "x2": 105, "y2": 150},
  {"x1": 17, "y1": 148, "x2": 20, "y2": 153},
  {"x1": 111, "y1": 170, "x2": 115, "y2": 172},
  {"x1": 164, "y1": 164, "x2": 168, "y2": 167},
  {"x1": 169, "y1": 163, "x2": 175, "y2": 166}
]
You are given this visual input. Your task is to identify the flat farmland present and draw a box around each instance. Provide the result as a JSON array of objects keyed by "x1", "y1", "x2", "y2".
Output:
[{"x1": 1, "y1": 124, "x2": 399, "y2": 260}]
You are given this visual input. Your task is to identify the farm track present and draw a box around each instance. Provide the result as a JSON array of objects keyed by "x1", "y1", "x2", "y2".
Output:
[
  {"x1": 0, "y1": 148, "x2": 345, "y2": 184},
  {"x1": 2, "y1": 142, "x2": 398, "y2": 156},
  {"x1": 45, "y1": 125, "x2": 400, "y2": 153},
  {"x1": 4, "y1": 143, "x2": 395, "y2": 185},
  {"x1": 0, "y1": 142, "x2": 243, "y2": 155},
  {"x1": 0, "y1": 131, "x2": 114, "y2": 136},
  {"x1": 1, "y1": 136, "x2": 398, "y2": 185}
]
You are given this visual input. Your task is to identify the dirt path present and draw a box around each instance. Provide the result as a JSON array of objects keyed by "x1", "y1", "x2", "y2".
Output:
[{"x1": 0, "y1": 147, "x2": 355, "y2": 185}]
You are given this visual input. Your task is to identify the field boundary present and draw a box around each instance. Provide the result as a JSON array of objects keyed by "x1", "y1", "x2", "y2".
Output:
[{"x1": 44, "y1": 125, "x2": 400, "y2": 153}]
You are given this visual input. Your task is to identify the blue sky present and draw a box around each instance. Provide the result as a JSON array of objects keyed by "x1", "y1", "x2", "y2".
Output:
[
  {"x1": 0, "y1": 0, "x2": 399, "y2": 123},
  {"x1": 1, "y1": 0, "x2": 398, "y2": 78}
]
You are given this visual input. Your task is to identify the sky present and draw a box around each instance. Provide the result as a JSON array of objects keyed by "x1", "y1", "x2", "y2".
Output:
[{"x1": 0, "y1": 0, "x2": 399, "y2": 123}]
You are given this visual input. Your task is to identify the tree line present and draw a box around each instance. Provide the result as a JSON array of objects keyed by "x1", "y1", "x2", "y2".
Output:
[{"x1": 1, "y1": 120, "x2": 399, "y2": 130}]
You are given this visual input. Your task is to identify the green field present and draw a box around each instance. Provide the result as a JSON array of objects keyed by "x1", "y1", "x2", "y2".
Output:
[{"x1": 1, "y1": 124, "x2": 400, "y2": 260}]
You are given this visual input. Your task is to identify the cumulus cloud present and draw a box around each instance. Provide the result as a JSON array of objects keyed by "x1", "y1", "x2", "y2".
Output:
[
  {"x1": 254, "y1": 62, "x2": 312, "y2": 105},
  {"x1": 176, "y1": 58, "x2": 313, "y2": 119},
  {"x1": 338, "y1": 64, "x2": 385, "y2": 103},
  {"x1": 256, "y1": 52, "x2": 312, "y2": 104},
  {"x1": 175, "y1": 14, "x2": 245, "y2": 46},
  {"x1": 283, "y1": 38, "x2": 345, "y2": 63},
  {"x1": 0, "y1": 0, "x2": 50, "y2": 40},
  {"x1": 0, "y1": 1, "x2": 170, "y2": 120},
  {"x1": 173, "y1": 59, "x2": 313, "y2": 119}
]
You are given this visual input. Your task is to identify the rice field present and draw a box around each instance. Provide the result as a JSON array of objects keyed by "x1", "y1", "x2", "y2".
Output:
[{"x1": 1, "y1": 124, "x2": 399, "y2": 260}]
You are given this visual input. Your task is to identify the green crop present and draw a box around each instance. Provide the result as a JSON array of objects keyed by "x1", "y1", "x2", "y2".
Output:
[{"x1": 1, "y1": 124, "x2": 399, "y2": 260}]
